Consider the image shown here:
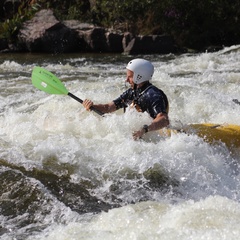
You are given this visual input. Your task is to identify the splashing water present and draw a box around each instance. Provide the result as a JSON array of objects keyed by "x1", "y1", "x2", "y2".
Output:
[{"x1": 0, "y1": 48, "x2": 240, "y2": 239}]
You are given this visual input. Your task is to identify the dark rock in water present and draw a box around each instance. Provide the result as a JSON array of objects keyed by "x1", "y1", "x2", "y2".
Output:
[
  {"x1": 143, "y1": 163, "x2": 179, "y2": 189},
  {"x1": 0, "y1": 157, "x2": 180, "y2": 238},
  {"x1": 0, "y1": 226, "x2": 8, "y2": 236},
  {"x1": 0, "y1": 159, "x2": 119, "y2": 238},
  {"x1": 18, "y1": 9, "x2": 79, "y2": 53},
  {"x1": 105, "y1": 31, "x2": 124, "y2": 53},
  {"x1": 122, "y1": 32, "x2": 134, "y2": 50},
  {"x1": 105, "y1": 164, "x2": 179, "y2": 203},
  {"x1": 0, "y1": 159, "x2": 117, "y2": 217},
  {"x1": 82, "y1": 27, "x2": 109, "y2": 52},
  {"x1": 16, "y1": 9, "x2": 177, "y2": 54},
  {"x1": 123, "y1": 35, "x2": 176, "y2": 55},
  {"x1": 63, "y1": 21, "x2": 124, "y2": 53}
]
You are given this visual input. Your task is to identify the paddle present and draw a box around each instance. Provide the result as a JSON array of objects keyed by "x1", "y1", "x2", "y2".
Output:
[{"x1": 31, "y1": 67, "x2": 104, "y2": 116}]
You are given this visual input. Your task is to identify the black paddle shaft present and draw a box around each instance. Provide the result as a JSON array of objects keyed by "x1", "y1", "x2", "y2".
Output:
[{"x1": 68, "y1": 92, "x2": 104, "y2": 116}]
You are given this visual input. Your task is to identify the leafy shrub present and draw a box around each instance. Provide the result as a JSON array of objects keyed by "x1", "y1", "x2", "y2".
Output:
[{"x1": 0, "y1": 0, "x2": 40, "y2": 40}]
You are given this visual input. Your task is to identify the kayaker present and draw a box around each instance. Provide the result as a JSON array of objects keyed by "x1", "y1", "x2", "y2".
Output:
[{"x1": 83, "y1": 58, "x2": 169, "y2": 140}]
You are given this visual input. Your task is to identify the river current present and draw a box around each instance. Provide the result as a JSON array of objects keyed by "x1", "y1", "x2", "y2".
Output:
[{"x1": 0, "y1": 46, "x2": 240, "y2": 239}]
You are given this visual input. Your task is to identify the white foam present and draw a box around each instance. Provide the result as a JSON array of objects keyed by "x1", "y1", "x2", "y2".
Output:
[
  {"x1": 1, "y1": 47, "x2": 240, "y2": 240},
  {"x1": 33, "y1": 196, "x2": 240, "y2": 240}
]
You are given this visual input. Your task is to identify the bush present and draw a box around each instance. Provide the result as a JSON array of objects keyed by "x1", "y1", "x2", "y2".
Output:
[
  {"x1": 154, "y1": 0, "x2": 240, "y2": 49},
  {"x1": 0, "y1": 0, "x2": 40, "y2": 41}
]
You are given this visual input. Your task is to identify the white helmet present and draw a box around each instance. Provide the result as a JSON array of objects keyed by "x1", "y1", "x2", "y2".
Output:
[{"x1": 126, "y1": 58, "x2": 154, "y2": 84}]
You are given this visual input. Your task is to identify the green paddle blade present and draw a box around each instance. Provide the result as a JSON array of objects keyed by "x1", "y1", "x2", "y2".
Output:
[{"x1": 31, "y1": 66, "x2": 68, "y2": 95}]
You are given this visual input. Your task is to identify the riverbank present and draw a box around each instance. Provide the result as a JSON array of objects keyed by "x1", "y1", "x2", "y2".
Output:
[{"x1": 0, "y1": 9, "x2": 223, "y2": 55}]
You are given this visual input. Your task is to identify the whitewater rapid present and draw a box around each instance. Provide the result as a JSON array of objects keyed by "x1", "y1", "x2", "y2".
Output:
[{"x1": 0, "y1": 46, "x2": 240, "y2": 239}]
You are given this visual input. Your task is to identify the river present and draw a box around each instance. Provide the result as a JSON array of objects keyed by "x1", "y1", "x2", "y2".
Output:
[{"x1": 0, "y1": 47, "x2": 240, "y2": 240}]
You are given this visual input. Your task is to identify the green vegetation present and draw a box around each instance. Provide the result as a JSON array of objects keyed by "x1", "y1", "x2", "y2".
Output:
[
  {"x1": 0, "y1": 0, "x2": 40, "y2": 41},
  {"x1": 0, "y1": 0, "x2": 240, "y2": 50}
]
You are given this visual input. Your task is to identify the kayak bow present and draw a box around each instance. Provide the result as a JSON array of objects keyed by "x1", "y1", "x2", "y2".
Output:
[{"x1": 159, "y1": 123, "x2": 240, "y2": 150}]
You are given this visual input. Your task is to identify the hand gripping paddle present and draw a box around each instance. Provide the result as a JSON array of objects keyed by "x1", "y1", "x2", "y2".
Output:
[{"x1": 31, "y1": 66, "x2": 104, "y2": 116}]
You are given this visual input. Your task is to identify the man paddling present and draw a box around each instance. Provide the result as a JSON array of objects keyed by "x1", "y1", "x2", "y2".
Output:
[{"x1": 83, "y1": 58, "x2": 169, "y2": 140}]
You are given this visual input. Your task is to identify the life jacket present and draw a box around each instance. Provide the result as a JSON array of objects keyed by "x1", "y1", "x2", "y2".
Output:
[{"x1": 130, "y1": 84, "x2": 169, "y2": 115}]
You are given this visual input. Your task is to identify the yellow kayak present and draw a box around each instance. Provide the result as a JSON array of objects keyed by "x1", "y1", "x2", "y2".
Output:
[{"x1": 159, "y1": 123, "x2": 240, "y2": 150}]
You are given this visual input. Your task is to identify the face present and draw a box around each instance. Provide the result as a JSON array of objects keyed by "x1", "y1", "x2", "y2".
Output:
[{"x1": 126, "y1": 70, "x2": 134, "y2": 88}]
